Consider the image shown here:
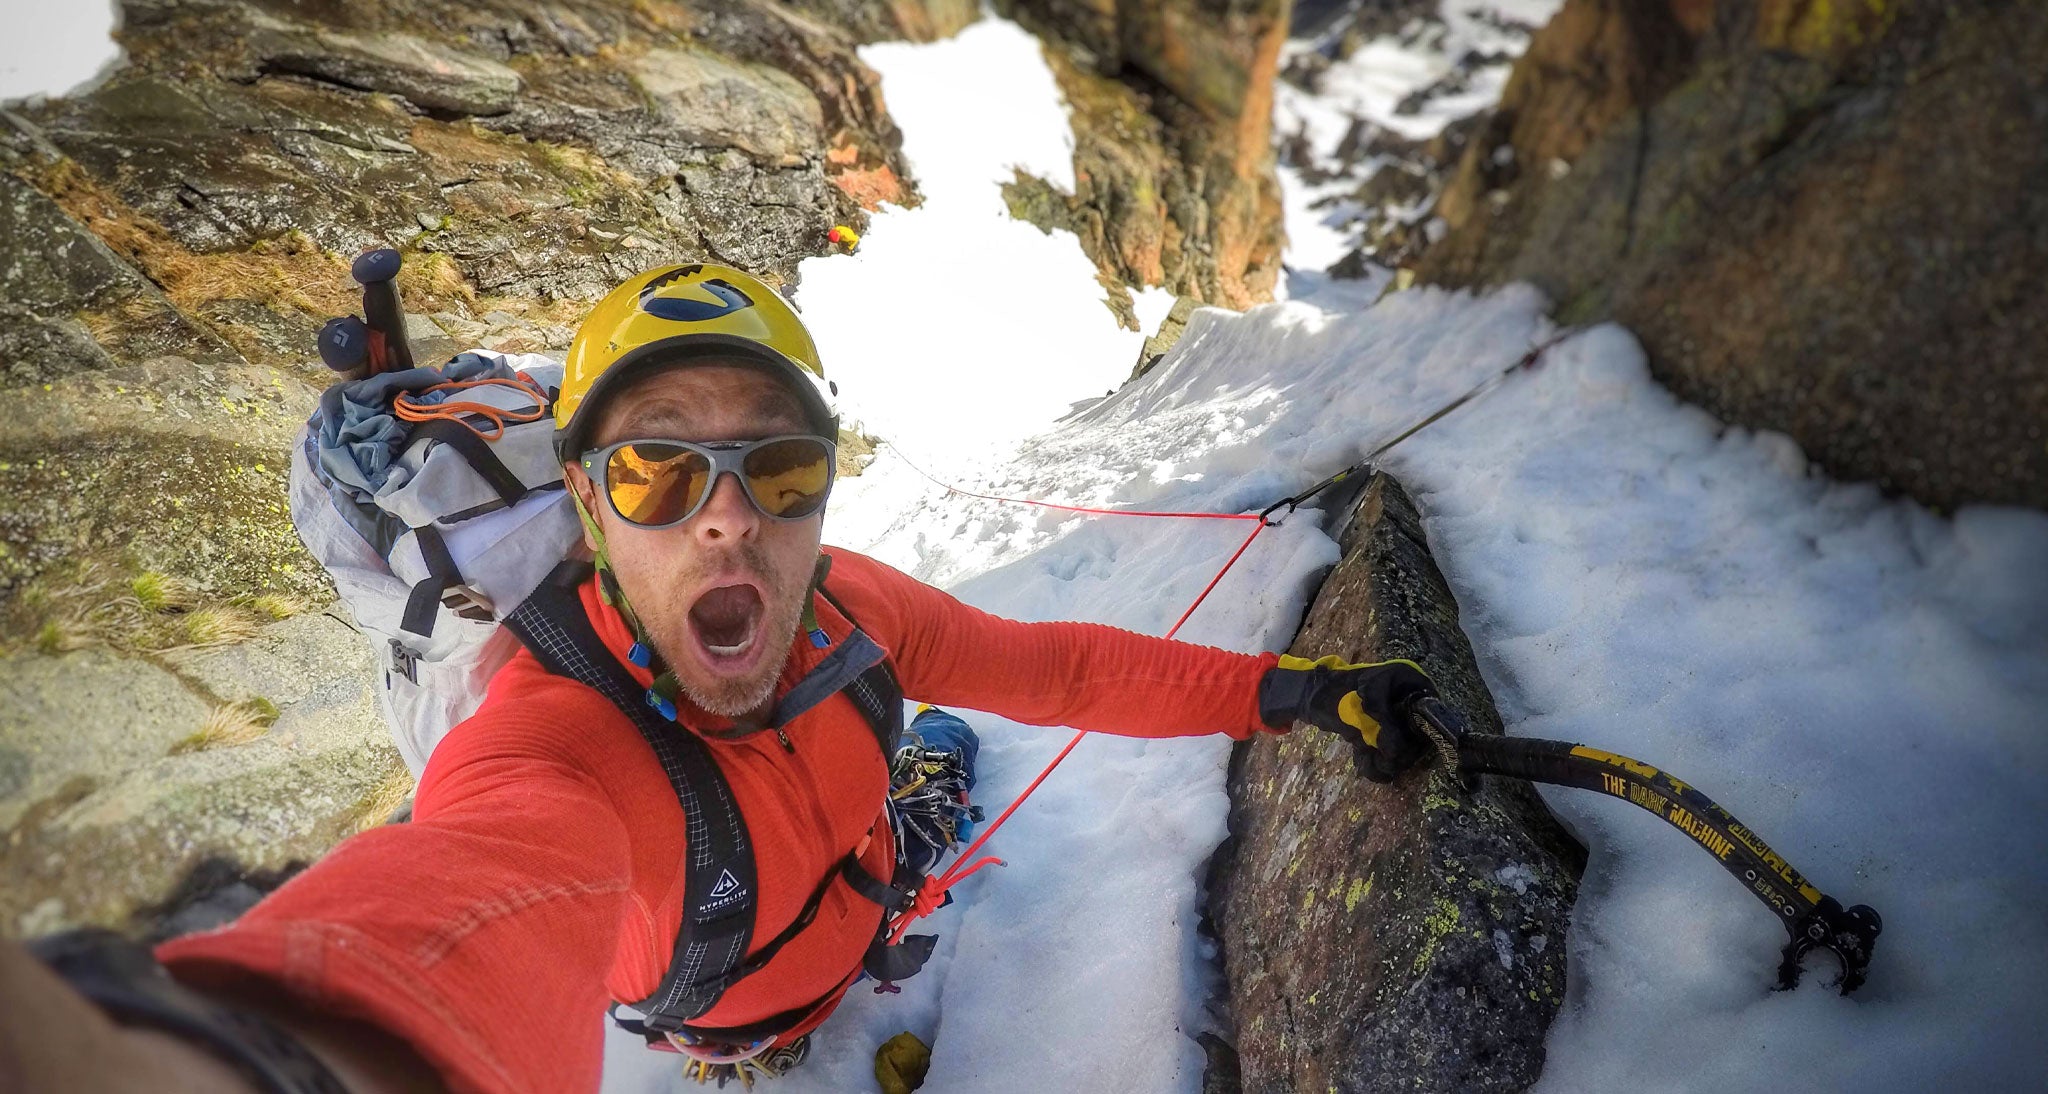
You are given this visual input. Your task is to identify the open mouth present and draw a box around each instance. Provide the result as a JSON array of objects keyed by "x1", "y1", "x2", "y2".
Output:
[{"x1": 687, "y1": 583, "x2": 766, "y2": 667}]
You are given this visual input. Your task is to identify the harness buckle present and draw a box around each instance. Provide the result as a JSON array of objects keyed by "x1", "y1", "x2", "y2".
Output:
[{"x1": 388, "y1": 638, "x2": 421, "y2": 684}]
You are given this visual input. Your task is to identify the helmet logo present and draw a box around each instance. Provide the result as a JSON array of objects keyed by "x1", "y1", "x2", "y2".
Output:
[{"x1": 640, "y1": 276, "x2": 755, "y2": 323}]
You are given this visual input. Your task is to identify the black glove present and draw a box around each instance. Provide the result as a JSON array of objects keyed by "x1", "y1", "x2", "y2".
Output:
[{"x1": 1257, "y1": 655, "x2": 1437, "y2": 782}]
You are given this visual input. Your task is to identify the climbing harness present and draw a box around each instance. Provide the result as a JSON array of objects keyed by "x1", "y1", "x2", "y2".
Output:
[
  {"x1": 889, "y1": 709, "x2": 983, "y2": 875},
  {"x1": 1404, "y1": 697, "x2": 1882, "y2": 993}
]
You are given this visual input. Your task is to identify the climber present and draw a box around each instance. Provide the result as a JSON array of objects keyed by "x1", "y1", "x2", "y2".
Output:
[{"x1": 2, "y1": 263, "x2": 1434, "y2": 1093}]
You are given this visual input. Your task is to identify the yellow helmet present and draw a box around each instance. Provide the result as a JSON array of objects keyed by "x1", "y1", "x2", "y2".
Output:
[{"x1": 555, "y1": 263, "x2": 837, "y2": 460}]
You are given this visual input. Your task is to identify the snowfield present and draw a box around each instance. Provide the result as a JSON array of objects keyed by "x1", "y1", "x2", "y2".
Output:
[
  {"x1": 614, "y1": 12, "x2": 2048, "y2": 1093},
  {"x1": 0, "y1": 0, "x2": 121, "y2": 103}
]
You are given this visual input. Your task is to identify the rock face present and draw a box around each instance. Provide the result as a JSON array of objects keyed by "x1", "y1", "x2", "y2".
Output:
[
  {"x1": 0, "y1": 0, "x2": 918, "y2": 637},
  {"x1": 1418, "y1": 0, "x2": 2048, "y2": 512},
  {"x1": 997, "y1": 0, "x2": 1286, "y2": 310},
  {"x1": 1209, "y1": 473, "x2": 1584, "y2": 1093},
  {"x1": 0, "y1": 611, "x2": 407, "y2": 936}
]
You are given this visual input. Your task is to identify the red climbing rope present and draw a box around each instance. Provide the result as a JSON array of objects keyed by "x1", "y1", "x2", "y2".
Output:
[
  {"x1": 890, "y1": 446, "x2": 1266, "y2": 524},
  {"x1": 884, "y1": 466, "x2": 1276, "y2": 947},
  {"x1": 878, "y1": 330, "x2": 1582, "y2": 951}
]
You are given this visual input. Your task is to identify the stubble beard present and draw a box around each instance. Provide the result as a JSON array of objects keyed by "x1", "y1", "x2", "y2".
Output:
[{"x1": 647, "y1": 541, "x2": 805, "y2": 721}]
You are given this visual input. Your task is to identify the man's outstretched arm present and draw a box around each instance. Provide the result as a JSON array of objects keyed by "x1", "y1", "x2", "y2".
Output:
[
  {"x1": 823, "y1": 548, "x2": 1279, "y2": 737},
  {"x1": 824, "y1": 549, "x2": 1436, "y2": 767},
  {"x1": 6, "y1": 689, "x2": 638, "y2": 1094}
]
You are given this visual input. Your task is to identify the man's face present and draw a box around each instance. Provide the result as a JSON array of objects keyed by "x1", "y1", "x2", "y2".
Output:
[{"x1": 565, "y1": 363, "x2": 825, "y2": 722}]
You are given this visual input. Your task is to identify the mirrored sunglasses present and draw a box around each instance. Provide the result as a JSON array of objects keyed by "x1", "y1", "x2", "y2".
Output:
[{"x1": 582, "y1": 435, "x2": 836, "y2": 527}]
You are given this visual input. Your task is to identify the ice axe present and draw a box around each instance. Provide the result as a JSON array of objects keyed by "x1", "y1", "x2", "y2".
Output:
[
  {"x1": 317, "y1": 248, "x2": 416, "y2": 380},
  {"x1": 1399, "y1": 695, "x2": 1882, "y2": 994}
]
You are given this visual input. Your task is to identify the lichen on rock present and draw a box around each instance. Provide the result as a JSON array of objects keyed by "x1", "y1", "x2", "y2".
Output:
[{"x1": 1208, "y1": 473, "x2": 1583, "y2": 1093}]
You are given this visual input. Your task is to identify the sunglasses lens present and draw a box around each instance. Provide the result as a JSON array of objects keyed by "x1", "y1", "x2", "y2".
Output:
[
  {"x1": 607, "y1": 443, "x2": 711, "y2": 525},
  {"x1": 741, "y1": 437, "x2": 833, "y2": 518}
]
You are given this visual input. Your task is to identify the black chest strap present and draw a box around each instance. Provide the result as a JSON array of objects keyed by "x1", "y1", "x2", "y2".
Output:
[{"x1": 503, "y1": 562, "x2": 757, "y2": 1028}]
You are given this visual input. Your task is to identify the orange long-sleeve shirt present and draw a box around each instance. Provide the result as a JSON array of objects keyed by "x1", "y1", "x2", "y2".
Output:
[{"x1": 158, "y1": 547, "x2": 1280, "y2": 1092}]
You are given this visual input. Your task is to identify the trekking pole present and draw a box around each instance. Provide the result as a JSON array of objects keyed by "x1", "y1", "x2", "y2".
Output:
[
  {"x1": 1402, "y1": 696, "x2": 1882, "y2": 994},
  {"x1": 353, "y1": 248, "x2": 415, "y2": 373},
  {"x1": 316, "y1": 249, "x2": 415, "y2": 380}
]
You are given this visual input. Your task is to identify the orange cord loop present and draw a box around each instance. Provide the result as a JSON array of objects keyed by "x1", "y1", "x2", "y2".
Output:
[{"x1": 393, "y1": 374, "x2": 550, "y2": 441}]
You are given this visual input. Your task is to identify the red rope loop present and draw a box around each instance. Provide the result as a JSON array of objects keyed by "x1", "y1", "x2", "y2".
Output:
[{"x1": 878, "y1": 487, "x2": 1274, "y2": 949}]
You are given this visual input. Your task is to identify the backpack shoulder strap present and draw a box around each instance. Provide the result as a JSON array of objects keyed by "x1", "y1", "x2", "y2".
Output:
[
  {"x1": 811, "y1": 583, "x2": 905, "y2": 759},
  {"x1": 501, "y1": 561, "x2": 757, "y2": 1032}
]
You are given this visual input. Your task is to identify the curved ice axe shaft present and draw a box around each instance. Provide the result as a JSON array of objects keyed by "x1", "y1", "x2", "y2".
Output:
[{"x1": 1404, "y1": 696, "x2": 1881, "y2": 993}]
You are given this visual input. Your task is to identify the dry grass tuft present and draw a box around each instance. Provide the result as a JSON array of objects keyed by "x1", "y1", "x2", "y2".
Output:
[
  {"x1": 348, "y1": 766, "x2": 417, "y2": 832},
  {"x1": 34, "y1": 619, "x2": 86, "y2": 655},
  {"x1": 245, "y1": 593, "x2": 310, "y2": 621},
  {"x1": 154, "y1": 231, "x2": 359, "y2": 317},
  {"x1": 25, "y1": 154, "x2": 476, "y2": 327},
  {"x1": 173, "y1": 605, "x2": 264, "y2": 649},
  {"x1": 30, "y1": 158, "x2": 181, "y2": 273},
  {"x1": 130, "y1": 571, "x2": 194, "y2": 614},
  {"x1": 396, "y1": 251, "x2": 476, "y2": 313},
  {"x1": 9, "y1": 558, "x2": 276, "y2": 655},
  {"x1": 170, "y1": 697, "x2": 282, "y2": 755}
]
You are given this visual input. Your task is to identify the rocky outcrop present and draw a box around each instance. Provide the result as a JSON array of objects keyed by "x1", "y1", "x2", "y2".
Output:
[
  {"x1": 997, "y1": 0, "x2": 1286, "y2": 311},
  {"x1": 0, "y1": 0, "x2": 917, "y2": 635},
  {"x1": 1418, "y1": 0, "x2": 2048, "y2": 512},
  {"x1": 1209, "y1": 473, "x2": 1584, "y2": 1093},
  {"x1": 1272, "y1": 1, "x2": 1549, "y2": 278},
  {"x1": 0, "y1": 609, "x2": 406, "y2": 936},
  {"x1": 780, "y1": 0, "x2": 982, "y2": 44}
]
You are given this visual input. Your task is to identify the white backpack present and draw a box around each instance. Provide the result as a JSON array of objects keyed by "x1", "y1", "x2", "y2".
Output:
[{"x1": 288, "y1": 350, "x2": 583, "y2": 774}]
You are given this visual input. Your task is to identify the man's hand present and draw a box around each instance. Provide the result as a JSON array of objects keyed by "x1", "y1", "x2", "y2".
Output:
[
  {"x1": 1257, "y1": 655, "x2": 1437, "y2": 782},
  {"x1": 1, "y1": 934, "x2": 443, "y2": 1093},
  {"x1": 0, "y1": 936, "x2": 261, "y2": 1093}
]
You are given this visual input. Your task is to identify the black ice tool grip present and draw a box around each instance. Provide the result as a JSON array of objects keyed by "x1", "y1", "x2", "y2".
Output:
[
  {"x1": 352, "y1": 248, "x2": 414, "y2": 373},
  {"x1": 1403, "y1": 695, "x2": 1880, "y2": 994}
]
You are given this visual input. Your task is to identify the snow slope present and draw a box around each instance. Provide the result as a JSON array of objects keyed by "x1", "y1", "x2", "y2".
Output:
[
  {"x1": 795, "y1": 17, "x2": 1175, "y2": 460},
  {"x1": 0, "y1": 0, "x2": 121, "y2": 103},
  {"x1": 631, "y1": 11, "x2": 2048, "y2": 1093},
  {"x1": 1273, "y1": 0, "x2": 1563, "y2": 297}
]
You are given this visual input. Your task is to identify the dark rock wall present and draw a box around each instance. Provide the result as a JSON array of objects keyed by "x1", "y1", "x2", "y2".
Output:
[
  {"x1": 1419, "y1": 0, "x2": 2048, "y2": 513},
  {"x1": 1210, "y1": 474, "x2": 1584, "y2": 1093},
  {"x1": 998, "y1": 0, "x2": 1287, "y2": 310}
]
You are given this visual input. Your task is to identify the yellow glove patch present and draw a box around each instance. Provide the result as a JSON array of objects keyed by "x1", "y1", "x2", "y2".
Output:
[
  {"x1": 1338, "y1": 691, "x2": 1382, "y2": 746},
  {"x1": 1277, "y1": 653, "x2": 1350, "y2": 672}
]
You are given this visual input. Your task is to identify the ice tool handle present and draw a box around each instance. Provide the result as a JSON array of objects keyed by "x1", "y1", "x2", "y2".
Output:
[
  {"x1": 354, "y1": 248, "x2": 414, "y2": 373},
  {"x1": 1398, "y1": 695, "x2": 1882, "y2": 995}
]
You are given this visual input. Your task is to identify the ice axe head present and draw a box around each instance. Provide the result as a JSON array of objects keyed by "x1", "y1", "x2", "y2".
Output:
[
  {"x1": 1402, "y1": 695, "x2": 1480, "y2": 792},
  {"x1": 1778, "y1": 896, "x2": 1882, "y2": 995}
]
